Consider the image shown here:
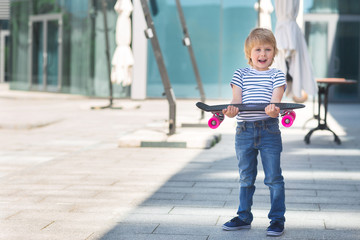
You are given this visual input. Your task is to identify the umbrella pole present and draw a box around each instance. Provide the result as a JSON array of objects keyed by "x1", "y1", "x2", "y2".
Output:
[
  {"x1": 103, "y1": 0, "x2": 113, "y2": 107},
  {"x1": 92, "y1": 0, "x2": 121, "y2": 110}
]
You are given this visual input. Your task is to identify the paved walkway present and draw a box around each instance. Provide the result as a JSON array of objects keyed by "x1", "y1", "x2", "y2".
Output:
[{"x1": 1, "y1": 84, "x2": 360, "y2": 239}]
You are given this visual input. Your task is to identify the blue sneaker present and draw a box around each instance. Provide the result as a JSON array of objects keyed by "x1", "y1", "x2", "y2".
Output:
[
  {"x1": 267, "y1": 222, "x2": 284, "y2": 236},
  {"x1": 222, "y1": 217, "x2": 251, "y2": 231}
]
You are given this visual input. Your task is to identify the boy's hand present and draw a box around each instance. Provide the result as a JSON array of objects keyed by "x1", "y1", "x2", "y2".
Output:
[
  {"x1": 265, "y1": 104, "x2": 280, "y2": 118},
  {"x1": 222, "y1": 105, "x2": 239, "y2": 118}
]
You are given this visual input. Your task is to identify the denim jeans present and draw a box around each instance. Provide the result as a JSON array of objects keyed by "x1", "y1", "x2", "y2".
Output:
[{"x1": 235, "y1": 118, "x2": 285, "y2": 224}]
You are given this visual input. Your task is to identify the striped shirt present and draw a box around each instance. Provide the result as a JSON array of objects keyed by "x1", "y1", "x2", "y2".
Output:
[{"x1": 230, "y1": 67, "x2": 286, "y2": 122}]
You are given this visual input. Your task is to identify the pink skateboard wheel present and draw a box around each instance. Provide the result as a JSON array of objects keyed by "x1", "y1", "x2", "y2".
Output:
[
  {"x1": 281, "y1": 111, "x2": 295, "y2": 128},
  {"x1": 208, "y1": 117, "x2": 220, "y2": 129},
  {"x1": 208, "y1": 113, "x2": 224, "y2": 129}
]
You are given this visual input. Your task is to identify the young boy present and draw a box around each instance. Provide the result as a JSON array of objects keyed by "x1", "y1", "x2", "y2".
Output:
[{"x1": 222, "y1": 28, "x2": 287, "y2": 237}]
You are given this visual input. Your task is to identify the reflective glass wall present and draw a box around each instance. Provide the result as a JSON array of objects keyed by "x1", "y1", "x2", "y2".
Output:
[
  {"x1": 10, "y1": 0, "x2": 129, "y2": 97},
  {"x1": 10, "y1": 0, "x2": 360, "y2": 101},
  {"x1": 11, "y1": 1, "x2": 30, "y2": 87},
  {"x1": 0, "y1": 20, "x2": 10, "y2": 82},
  {"x1": 146, "y1": 0, "x2": 274, "y2": 99},
  {"x1": 304, "y1": 0, "x2": 360, "y2": 101}
]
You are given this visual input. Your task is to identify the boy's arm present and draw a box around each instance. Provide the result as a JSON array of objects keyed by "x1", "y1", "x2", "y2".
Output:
[
  {"x1": 222, "y1": 85, "x2": 242, "y2": 118},
  {"x1": 265, "y1": 85, "x2": 286, "y2": 118}
]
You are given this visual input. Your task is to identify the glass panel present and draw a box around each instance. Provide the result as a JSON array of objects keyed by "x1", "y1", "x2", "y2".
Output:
[
  {"x1": 32, "y1": 21, "x2": 44, "y2": 88},
  {"x1": 305, "y1": 18, "x2": 360, "y2": 101},
  {"x1": 182, "y1": 0, "x2": 221, "y2": 98},
  {"x1": 61, "y1": 0, "x2": 92, "y2": 95},
  {"x1": 221, "y1": 0, "x2": 259, "y2": 99},
  {"x1": 10, "y1": 1, "x2": 30, "y2": 90},
  {"x1": 46, "y1": 20, "x2": 59, "y2": 88},
  {"x1": 146, "y1": 0, "x2": 260, "y2": 99},
  {"x1": 0, "y1": 20, "x2": 9, "y2": 30},
  {"x1": 92, "y1": 0, "x2": 125, "y2": 97},
  {"x1": 4, "y1": 35, "x2": 10, "y2": 81},
  {"x1": 332, "y1": 21, "x2": 359, "y2": 100},
  {"x1": 304, "y1": 0, "x2": 360, "y2": 14},
  {"x1": 305, "y1": 21, "x2": 328, "y2": 78},
  {"x1": 147, "y1": 0, "x2": 221, "y2": 98},
  {"x1": 33, "y1": 0, "x2": 61, "y2": 14},
  {"x1": 10, "y1": 0, "x2": 125, "y2": 97}
]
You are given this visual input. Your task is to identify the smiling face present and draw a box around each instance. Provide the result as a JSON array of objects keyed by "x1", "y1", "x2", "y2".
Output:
[
  {"x1": 244, "y1": 28, "x2": 278, "y2": 71},
  {"x1": 250, "y1": 43, "x2": 275, "y2": 71}
]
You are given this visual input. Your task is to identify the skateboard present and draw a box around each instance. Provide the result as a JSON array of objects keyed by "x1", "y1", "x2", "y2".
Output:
[{"x1": 196, "y1": 102, "x2": 305, "y2": 129}]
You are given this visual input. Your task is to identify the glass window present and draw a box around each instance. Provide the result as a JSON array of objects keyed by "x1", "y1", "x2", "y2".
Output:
[
  {"x1": 31, "y1": 21, "x2": 44, "y2": 89},
  {"x1": 61, "y1": 0, "x2": 92, "y2": 95},
  {"x1": 221, "y1": 0, "x2": 259, "y2": 98},
  {"x1": 146, "y1": 0, "x2": 261, "y2": 99},
  {"x1": 47, "y1": 20, "x2": 59, "y2": 88},
  {"x1": 10, "y1": 0, "x2": 30, "y2": 90},
  {"x1": 332, "y1": 21, "x2": 359, "y2": 100},
  {"x1": 147, "y1": 0, "x2": 220, "y2": 98},
  {"x1": 304, "y1": 1, "x2": 360, "y2": 101},
  {"x1": 10, "y1": 0, "x2": 129, "y2": 97},
  {"x1": 0, "y1": 20, "x2": 9, "y2": 30},
  {"x1": 304, "y1": 0, "x2": 360, "y2": 15},
  {"x1": 92, "y1": 0, "x2": 129, "y2": 98},
  {"x1": 305, "y1": 21, "x2": 328, "y2": 78},
  {"x1": 32, "y1": 0, "x2": 61, "y2": 14}
]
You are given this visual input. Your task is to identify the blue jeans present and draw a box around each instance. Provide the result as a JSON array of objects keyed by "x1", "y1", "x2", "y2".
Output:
[{"x1": 235, "y1": 118, "x2": 285, "y2": 224}]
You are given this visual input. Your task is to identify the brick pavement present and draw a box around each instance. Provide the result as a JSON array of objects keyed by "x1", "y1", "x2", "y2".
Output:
[{"x1": 0, "y1": 84, "x2": 360, "y2": 239}]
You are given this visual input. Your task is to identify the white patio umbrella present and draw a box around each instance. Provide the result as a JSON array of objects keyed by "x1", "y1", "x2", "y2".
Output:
[
  {"x1": 254, "y1": 0, "x2": 274, "y2": 30},
  {"x1": 273, "y1": 0, "x2": 317, "y2": 99},
  {"x1": 111, "y1": 0, "x2": 134, "y2": 86}
]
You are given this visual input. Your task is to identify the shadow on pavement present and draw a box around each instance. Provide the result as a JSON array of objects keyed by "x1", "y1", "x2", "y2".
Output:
[{"x1": 99, "y1": 121, "x2": 360, "y2": 240}]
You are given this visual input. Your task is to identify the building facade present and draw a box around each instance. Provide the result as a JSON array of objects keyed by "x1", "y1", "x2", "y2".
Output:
[
  {"x1": 10, "y1": 0, "x2": 129, "y2": 97},
  {"x1": 9, "y1": 0, "x2": 360, "y2": 102}
]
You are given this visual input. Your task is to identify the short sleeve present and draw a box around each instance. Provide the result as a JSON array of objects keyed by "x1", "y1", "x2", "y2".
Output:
[
  {"x1": 231, "y1": 68, "x2": 249, "y2": 89},
  {"x1": 273, "y1": 70, "x2": 287, "y2": 91}
]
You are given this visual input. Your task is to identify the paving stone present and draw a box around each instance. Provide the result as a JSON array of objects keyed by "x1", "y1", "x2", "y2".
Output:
[
  {"x1": 142, "y1": 199, "x2": 226, "y2": 208},
  {"x1": 1, "y1": 89, "x2": 360, "y2": 240},
  {"x1": 98, "y1": 233, "x2": 209, "y2": 240},
  {"x1": 122, "y1": 213, "x2": 219, "y2": 226}
]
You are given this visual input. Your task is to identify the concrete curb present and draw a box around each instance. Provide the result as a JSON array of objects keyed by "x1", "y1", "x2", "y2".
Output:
[{"x1": 118, "y1": 129, "x2": 221, "y2": 149}]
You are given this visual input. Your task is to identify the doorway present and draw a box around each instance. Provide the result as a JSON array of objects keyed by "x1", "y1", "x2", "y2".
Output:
[
  {"x1": 0, "y1": 30, "x2": 9, "y2": 83},
  {"x1": 28, "y1": 14, "x2": 62, "y2": 91}
]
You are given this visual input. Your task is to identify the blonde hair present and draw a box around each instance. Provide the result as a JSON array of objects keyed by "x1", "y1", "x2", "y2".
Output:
[{"x1": 244, "y1": 28, "x2": 278, "y2": 66}]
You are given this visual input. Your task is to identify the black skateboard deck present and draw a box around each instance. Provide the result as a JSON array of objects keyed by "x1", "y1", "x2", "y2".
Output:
[
  {"x1": 196, "y1": 102, "x2": 305, "y2": 129},
  {"x1": 196, "y1": 102, "x2": 305, "y2": 112}
]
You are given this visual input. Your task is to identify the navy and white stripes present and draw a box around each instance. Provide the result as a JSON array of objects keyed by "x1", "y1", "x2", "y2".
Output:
[{"x1": 230, "y1": 67, "x2": 286, "y2": 122}]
